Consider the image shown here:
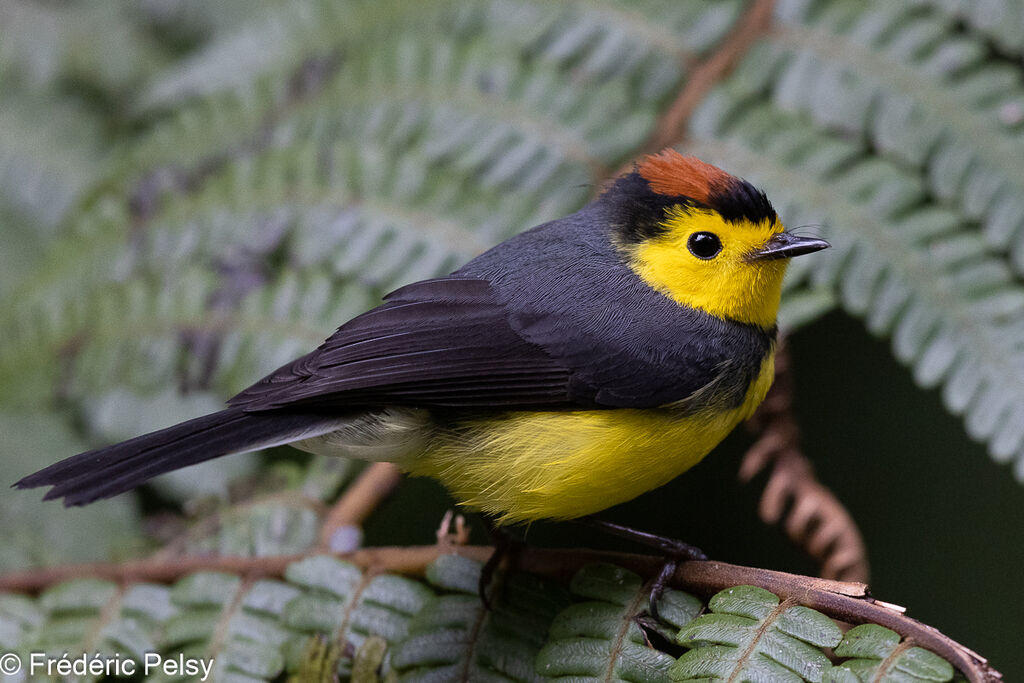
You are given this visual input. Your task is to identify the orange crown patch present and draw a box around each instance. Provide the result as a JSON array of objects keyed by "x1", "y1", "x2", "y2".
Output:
[{"x1": 637, "y1": 149, "x2": 733, "y2": 203}]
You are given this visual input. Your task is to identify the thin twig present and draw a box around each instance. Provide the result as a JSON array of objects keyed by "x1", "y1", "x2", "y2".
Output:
[
  {"x1": 0, "y1": 546, "x2": 999, "y2": 681},
  {"x1": 318, "y1": 462, "x2": 403, "y2": 550},
  {"x1": 646, "y1": 0, "x2": 775, "y2": 154},
  {"x1": 742, "y1": 340, "x2": 871, "y2": 583},
  {"x1": 596, "y1": 0, "x2": 777, "y2": 195}
]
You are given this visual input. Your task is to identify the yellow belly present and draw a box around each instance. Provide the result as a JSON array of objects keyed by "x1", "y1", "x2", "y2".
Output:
[{"x1": 406, "y1": 353, "x2": 775, "y2": 524}]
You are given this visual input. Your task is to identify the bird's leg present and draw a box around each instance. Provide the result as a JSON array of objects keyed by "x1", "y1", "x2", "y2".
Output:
[
  {"x1": 578, "y1": 517, "x2": 707, "y2": 559},
  {"x1": 478, "y1": 516, "x2": 520, "y2": 611},
  {"x1": 576, "y1": 517, "x2": 707, "y2": 619}
]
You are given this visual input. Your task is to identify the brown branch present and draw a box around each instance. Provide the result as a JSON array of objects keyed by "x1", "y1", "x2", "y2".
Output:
[
  {"x1": 600, "y1": 0, "x2": 776, "y2": 190},
  {"x1": 318, "y1": 462, "x2": 403, "y2": 551},
  {"x1": 645, "y1": 0, "x2": 775, "y2": 155},
  {"x1": 742, "y1": 339, "x2": 870, "y2": 583},
  {"x1": 0, "y1": 546, "x2": 999, "y2": 681}
]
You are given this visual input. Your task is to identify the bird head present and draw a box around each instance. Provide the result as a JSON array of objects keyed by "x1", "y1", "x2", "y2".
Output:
[{"x1": 609, "y1": 149, "x2": 829, "y2": 329}]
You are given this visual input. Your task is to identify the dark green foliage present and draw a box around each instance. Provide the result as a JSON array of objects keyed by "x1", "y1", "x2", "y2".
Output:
[
  {"x1": 0, "y1": 561, "x2": 965, "y2": 682},
  {"x1": 392, "y1": 553, "x2": 570, "y2": 681},
  {"x1": 284, "y1": 556, "x2": 434, "y2": 678},
  {"x1": 688, "y1": 0, "x2": 1024, "y2": 481},
  {"x1": 0, "y1": 555, "x2": 970, "y2": 682},
  {"x1": 536, "y1": 563, "x2": 700, "y2": 682},
  {"x1": 671, "y1": 585, "x2": 841, "y2": 682},
  {"x1": 0, "y1": 412, "x2": 147, "y2": 572},
  {"x1": 288, "y1": 636, "x2": 344, "y2": 683},
  {"x1": 824, "y1": 624, "x2": 954, "y2": 682}
]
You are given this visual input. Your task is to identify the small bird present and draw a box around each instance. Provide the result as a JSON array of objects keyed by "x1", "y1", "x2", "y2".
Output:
[{"x1": 17, "y1": 150, "x2": 828, "y2": 525}]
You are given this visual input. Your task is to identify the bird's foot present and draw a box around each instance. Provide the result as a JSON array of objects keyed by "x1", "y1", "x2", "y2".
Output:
[
  {"x1": 576, "y1": 517, "x2": 707, "y2": 620},
  {"x1": 478, "y1": 517, "x2": 521, "y2": 611}
]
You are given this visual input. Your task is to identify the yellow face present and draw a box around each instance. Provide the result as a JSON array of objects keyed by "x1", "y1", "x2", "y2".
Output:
[{"x1": 624, "y1": 205, "x2": 788, "y2": 329}]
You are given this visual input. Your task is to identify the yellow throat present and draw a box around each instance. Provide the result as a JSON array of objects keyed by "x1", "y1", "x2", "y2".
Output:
[{"x1": 623, "y1": 206, "x2": 788, "y2": 329}]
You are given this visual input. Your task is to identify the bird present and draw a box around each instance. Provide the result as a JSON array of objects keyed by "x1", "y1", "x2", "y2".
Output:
[{"x1": 16, "y1": 150, "x2": 829, "y2": 527}]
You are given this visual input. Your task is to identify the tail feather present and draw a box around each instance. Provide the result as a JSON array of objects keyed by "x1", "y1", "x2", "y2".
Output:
[{"x1": 15, "y1": 408, "x2": 340, "y2": 506}]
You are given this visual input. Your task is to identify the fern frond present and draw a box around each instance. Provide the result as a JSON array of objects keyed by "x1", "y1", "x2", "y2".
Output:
[
  {"x1": 0, "y1": 593, "x2": 43, "y2": 651},
  {"x1": 1, "y1": 0, "x2": 749, "y2": 418},
  {"x1": 0, "y1": 84, "x2": 106, "y2": 229},
  {"x1": 688, "y1": 52, "x2": 1024, "y2": 480},
  {"x1": 0, "y1": 0, "x2": 166, "y2": 92},
  {"x1": 0, "y1": 552, "x2": 987, "y2": 681},
  {"x1": 536, "y1": 562, "x2": 699, "y2": 681},
  {"x1": 284, "y1": 555, "x2": 434, "y2": 678},
  {"x1": 825, "y1": 623, "x2": 954, "y2": 682},
  {"x1": 135, "y1": 0, "x2": 461, "y2": 113},
  {"x1": 158, "y1": 572, "x2": 294, "y2": 680},
  {"x1": 391, "y1": 553, "x2": 569, "y2": 682},
  {"x1": 672, "y1": 585, "x2": 842, "y2": 682},
  {"x1": 903, "y1": 0, "x2": 1024, "y2": 59},
  {"x1": 767, "y1": 0, "x2": 1024, "y2": 275}
]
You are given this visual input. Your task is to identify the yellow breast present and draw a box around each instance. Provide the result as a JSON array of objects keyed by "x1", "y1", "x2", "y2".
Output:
[{"x1": 407, "y1": 352, "x2": 775, "y2": 524}]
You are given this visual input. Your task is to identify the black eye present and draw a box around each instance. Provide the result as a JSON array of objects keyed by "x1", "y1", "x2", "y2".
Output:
[{"x1": 687, "y1": 231, "x2": 722, "y2": 259}]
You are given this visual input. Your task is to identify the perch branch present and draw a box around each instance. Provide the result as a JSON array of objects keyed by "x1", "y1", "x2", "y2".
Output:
[
  {"x1": 599, "y1": 0, "x2": 776, "y2": 191},
  {"x1": 0, "y1": 546, "x2": 999, "y2": 682},
  {"x1": 645, "y1": 0, "x2": 775, "y2": 154}
]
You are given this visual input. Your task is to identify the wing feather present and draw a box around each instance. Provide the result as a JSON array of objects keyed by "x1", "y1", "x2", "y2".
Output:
[{"x1": 229, "y1": 278, "x2": 578, "y2": 410}]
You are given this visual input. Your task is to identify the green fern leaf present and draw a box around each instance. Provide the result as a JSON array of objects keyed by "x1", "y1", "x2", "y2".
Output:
[
  {"x1": 671, "y1": 585, "x2": 841, "y2": 683},
  {"x1": 284, "y1": 555, "x2": 433, "y2": 679},
  {"x1": 768, "y1": 0, "x2": 1024, "y2": 274},
  {"x1": 687, "y1": 28, "x2": 1024, "y2": 479},
  {"x1": 903, "y1": 0, "x2": 1024, "y2": 60},
  {"x1": 536, "y1": 562, "x2": 700, "y2": 681},
  {"x1": 0, "y1": 593, "x2": 43, "y2": 651},
  {"x1": 10, "y1": 578, "x2": 170, "y2": 678},
  {"x1": 288, "y1": 635, "x2": 343, "y2": 683},
  {"x1": 824, "y1": 624, "x2": 953, "y2": 682},
  {"x1": 391, "y1": 553, "x2": 569, "y2": 682},
  {"x1": 0, "y1": 412, "x2": 147, "y2": 571}
]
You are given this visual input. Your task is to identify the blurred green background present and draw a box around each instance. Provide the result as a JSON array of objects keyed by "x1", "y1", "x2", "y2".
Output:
[{"x1": 3, "y1": 0, "x2": 1024, "y2": 679}]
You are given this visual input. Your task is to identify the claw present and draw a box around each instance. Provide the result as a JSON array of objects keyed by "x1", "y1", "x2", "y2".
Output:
[
  {"x1": 648, "y1": 559, "x2": 679, "y2": 620},
  {"x1": 575, "y1": 516, "x2": 707, "y2": 620}
]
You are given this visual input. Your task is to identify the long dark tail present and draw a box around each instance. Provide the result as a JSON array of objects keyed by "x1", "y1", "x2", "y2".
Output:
[{"x1": 15, "y1": 408, "x2": 339, "y2": 506}]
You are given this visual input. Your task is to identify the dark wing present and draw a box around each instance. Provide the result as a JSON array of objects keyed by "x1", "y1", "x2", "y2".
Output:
[{"x1": 228, "y1": 278, "x2": 579, "y2": 411}]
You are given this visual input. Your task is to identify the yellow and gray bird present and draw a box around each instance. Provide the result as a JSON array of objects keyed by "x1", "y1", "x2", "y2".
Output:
[{"x1": 17, "y1": 150, "x2": 828, "y2": 524}]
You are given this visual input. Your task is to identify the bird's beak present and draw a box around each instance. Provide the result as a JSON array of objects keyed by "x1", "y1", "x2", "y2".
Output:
[{"x1": 747, "y1": 232, "x2": 831, "y2": 262}]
